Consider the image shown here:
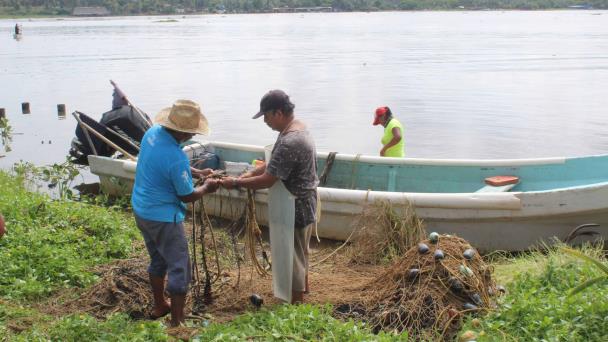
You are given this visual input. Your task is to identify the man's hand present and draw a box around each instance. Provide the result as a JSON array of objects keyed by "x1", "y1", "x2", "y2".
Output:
[
  {"x1": 203, "y1": 178, "x2": 220, "y2": 193},
  {"x1": 220, "y1": 176, "x2": 238, "y2": 190},
  {"x1": 191, "y1": 167, "x2": 213, "y2": 179}
]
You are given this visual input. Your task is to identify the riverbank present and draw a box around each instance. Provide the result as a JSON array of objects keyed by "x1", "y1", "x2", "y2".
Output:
[
  {"x1": 1, "y1": 5, "x2": 605, "y2": 20},
  {"x1": 1, "y1": 170, "x2": 607, "y2": 340}
]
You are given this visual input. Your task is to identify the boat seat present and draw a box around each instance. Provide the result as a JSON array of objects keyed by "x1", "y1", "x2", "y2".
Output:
[
  {"x1": 476, "y1": 175, "x2": 519, "y2": 193},
  {"x1": 476, "y1": 183, "x2": 517, "y2": 193}
]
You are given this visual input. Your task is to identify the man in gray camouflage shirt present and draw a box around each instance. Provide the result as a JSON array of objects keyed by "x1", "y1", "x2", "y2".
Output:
[{"x1": 220, "y1": 89, "x2": 318, "y2": 304}]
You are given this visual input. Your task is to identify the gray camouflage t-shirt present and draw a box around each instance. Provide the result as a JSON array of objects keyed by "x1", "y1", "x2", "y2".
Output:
[{"x1": 266, "y1": 123, "x2": 319, "y2": 229}]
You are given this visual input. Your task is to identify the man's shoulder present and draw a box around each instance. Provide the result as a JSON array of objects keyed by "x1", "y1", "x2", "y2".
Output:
[{"x1": 279, "y1": 129, "x2": 314, "y2": 145}]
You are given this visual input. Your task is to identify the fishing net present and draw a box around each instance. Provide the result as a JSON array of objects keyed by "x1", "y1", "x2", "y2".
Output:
[
  {"x1": 337, "y1": 234, "x2": 500, "y2": 340},
  {"x1": 348, "y1": 200, "x2": 427, "y2": 265},
  {"x1": 65, "y1": 258, "x2": 155, "y2": 319}
]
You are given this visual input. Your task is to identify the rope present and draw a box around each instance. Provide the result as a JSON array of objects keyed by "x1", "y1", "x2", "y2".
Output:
[
  {"x1": 319, "y1": 152, "x2": 337, "y2": 186},
  {"x1": 244, "y1": 190, "x2": 270, "y2": 276},
  {"x1": 310, "y1": 224, "x2": 358, "y2": 267}
]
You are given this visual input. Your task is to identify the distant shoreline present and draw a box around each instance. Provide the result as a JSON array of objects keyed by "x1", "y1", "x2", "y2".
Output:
[{"x1": 1, "y1": 7, "x2": 606, "y2": 20}]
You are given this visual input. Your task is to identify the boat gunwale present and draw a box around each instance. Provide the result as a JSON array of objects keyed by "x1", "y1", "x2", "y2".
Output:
[{"x1": 206, "y1": 141, "x2": 578, "y2": 167}]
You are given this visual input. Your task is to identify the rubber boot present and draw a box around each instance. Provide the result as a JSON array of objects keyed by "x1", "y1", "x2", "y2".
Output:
[
  {"x1": 170, "y1": 294, "x2": 186, "y2": 327},
  {"x1": 291, "y1": 290, "x2": 304, "y2": 304}
]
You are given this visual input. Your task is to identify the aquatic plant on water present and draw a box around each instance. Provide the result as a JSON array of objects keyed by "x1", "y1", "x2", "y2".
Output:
[
  {"x1": 0, "y1": 117, "x2": 12, "y2": 152},
  {"x1": 12, "y1": 158, "x2": 85, "y2": 200}
]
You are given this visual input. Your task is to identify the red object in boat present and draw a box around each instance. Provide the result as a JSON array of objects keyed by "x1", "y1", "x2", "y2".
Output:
[{"x1": 484, "y1": 176, "x2": 519, "y2": 186}]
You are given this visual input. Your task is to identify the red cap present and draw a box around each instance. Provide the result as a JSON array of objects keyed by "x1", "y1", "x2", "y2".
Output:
[{"x1": 373, "y1": 106, "x2": 388, "y2": 126}]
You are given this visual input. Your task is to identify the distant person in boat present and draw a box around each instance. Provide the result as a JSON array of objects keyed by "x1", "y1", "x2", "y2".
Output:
[
  {"x1": 0, "y1": 213, "x2": 6, "y2": 239},
  {"x1": 220, "y1": 89, "x2": 319, "y2": 305},
  {"x1": 14, "y1": 23, "x2": 20, "y2": 35},
  {"x1": 373, "y1": 106, "x2": 404, "y2": 157},
  {"x1": 131, "y1": 99, "x2": 219, "y2": 327}
]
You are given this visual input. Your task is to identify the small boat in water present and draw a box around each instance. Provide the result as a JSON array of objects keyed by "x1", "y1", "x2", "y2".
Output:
[{"x1": 87, "y1": 141, "x2": 608, "y2": 252}]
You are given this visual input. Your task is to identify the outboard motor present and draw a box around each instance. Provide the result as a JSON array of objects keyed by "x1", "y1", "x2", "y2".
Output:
[{"x1": 69, "y1": 106, "x2": 151, "y2": 165}]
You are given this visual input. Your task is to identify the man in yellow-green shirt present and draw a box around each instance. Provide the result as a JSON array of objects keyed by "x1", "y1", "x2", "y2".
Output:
[{"x1": 373, "y1": 106, "x2": 404, "y2": 157}]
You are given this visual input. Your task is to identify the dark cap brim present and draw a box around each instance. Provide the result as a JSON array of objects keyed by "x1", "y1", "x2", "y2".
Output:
[{"x1": 252, "y1": 111, "x2": 264, "y2": 119}]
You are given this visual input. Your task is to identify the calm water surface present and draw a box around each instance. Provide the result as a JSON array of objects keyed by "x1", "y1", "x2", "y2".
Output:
[{"x1": 1, "y1": 11, "x2": 607, "y2": 169}]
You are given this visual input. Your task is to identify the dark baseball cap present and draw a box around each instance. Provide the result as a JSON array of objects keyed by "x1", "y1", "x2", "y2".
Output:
[{"x1": 252, "y1": 89, "x2": 294, "y2": 119}]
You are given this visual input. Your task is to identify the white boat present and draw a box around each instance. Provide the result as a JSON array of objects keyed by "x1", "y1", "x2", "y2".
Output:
[{"x1": 88, "y1": 141, "x2": 608, "y2": 252}]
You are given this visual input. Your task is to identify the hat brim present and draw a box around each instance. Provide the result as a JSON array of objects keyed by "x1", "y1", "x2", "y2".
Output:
[
  {"x1": 252, "y1": 111, "x2": 264, "y2": 119},
  {"x1": 373, "y1": 117, "x2": 382, "y2": 126},
  {"x1": 154, "y1": 107, "x2": 210, "y2": 135}
]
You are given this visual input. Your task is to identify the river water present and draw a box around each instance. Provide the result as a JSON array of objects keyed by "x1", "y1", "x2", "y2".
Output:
[{"x1": 1, "y1": 10, "x2": 607, "y2": 169}]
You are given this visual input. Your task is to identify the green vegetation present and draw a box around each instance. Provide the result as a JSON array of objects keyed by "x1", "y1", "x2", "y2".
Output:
[
  {"x1": 0, "y1": 117, "x2": 12, "y2": 153},
  {"x1": 193, "y1": 304, "x2": 408, "y2": 341},
  {"x1": 0, "y1": 170, "x2": 139, "y2": 300},
  {"x1": 561, "y1": 246, "x2": 608, "y2": 295},
  {"x1": 1, "y1": 168, "x2": 608, "y2": 340},
  {"x1": 1, "y1": 0, "x2": 607, "y2": 18},
  {"x1": 0, "y1": 304, "x2": 170, "y2": 341},
  {"x1": 460, "y1": 246, "x2": 608, "y2": 341}
]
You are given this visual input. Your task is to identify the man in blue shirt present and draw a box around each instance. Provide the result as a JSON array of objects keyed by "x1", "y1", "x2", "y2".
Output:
[{"x1": 132, "y1": 99, "x2": 218, "y2": 327}]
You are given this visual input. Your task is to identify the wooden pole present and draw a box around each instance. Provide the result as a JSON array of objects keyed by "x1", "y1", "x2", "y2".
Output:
[
  {"x1": 57, "y1": 104, "x2": 66, "y2": 117},
  {"x1": 103, "y1": 123, "x2": 141, "y2": 152},
  {"x1": 0, "y1": 108, "x2": 5, "y2": 119},
  {"x1": 72, "y1": 112, "x2": 98, "y2": 156},
  {"x1": 73, "y1": 113, "x2": 137, "y2": 160}
]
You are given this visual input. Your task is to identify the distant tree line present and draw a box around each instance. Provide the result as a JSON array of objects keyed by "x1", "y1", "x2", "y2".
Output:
[{"x1": 2, "y1": 0, "x2": 607, "y2": 15}]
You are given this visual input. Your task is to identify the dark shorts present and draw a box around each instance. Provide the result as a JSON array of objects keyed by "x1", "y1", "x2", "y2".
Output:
[{"x1": 135, "y1": 214, "x2": 191, "y2": 295}]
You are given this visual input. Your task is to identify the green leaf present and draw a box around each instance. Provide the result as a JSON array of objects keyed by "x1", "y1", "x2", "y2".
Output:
[
  {"x1": 569, "y1": 276, "x2": 608, "y2": 296},
  {"x1": 560, "y1": 247, "x2": 608, "y2": 275}
]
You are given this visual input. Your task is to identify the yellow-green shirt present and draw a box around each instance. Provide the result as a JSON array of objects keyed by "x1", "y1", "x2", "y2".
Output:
[{"x1": 381, "y1": 118, "x2": 405, "y2": 157}]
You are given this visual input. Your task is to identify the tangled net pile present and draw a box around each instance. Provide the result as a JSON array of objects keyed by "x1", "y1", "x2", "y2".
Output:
[
  {"x1": 341, "y1": 234, "x2": 500, "y2": 340},
  {"x1": 68, "y1": 258, "x2": 153, "y2": 319}
]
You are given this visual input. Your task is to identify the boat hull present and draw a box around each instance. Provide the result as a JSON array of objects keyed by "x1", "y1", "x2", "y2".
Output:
[{"x1": 88, "y1": 142, "x2": 608, "y2": 252}]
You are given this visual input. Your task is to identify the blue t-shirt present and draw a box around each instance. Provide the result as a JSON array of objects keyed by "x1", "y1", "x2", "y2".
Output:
[{"x1": 131, "y1": 125, "x2": 194, "y2": 222}]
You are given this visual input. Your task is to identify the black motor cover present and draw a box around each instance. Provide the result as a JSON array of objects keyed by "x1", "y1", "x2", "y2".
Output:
[{"x1": 69, "y1": 106, "x2": 151, "y2": 165}]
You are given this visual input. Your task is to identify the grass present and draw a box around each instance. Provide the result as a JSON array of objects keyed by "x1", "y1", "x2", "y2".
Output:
[
  {"x1": 193, "y1": 304, "x2": 408, "y2": 341},
  {"x1": 0, "y1": 171, "x2": 139, "y2": 300},
  {"x1": 2, "y1": 168, "x2": 608, "y2": 341},
  {"x1": 0, "y1": 306, "x2": 169, "y2": 341},
  {"x1": 460, "y1": 245, "x2": 608, "y2": 341}
]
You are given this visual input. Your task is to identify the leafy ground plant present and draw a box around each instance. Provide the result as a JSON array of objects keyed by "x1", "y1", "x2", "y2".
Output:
[
  {"x1": 459, "y1": 245, "x2": 608, "y2": 342},
  {"x1": 2, "y1": 310, "x2": 169, "y2": 342},
  {"x1": 193, "y1": 304, "x2": 409, "y2": 341},
  {"x1": 0, "y1": 171, "x2": 139, "y2": 300},
  {"x1": 560, "y1": 246, "x2": 608, "y2": 295}
]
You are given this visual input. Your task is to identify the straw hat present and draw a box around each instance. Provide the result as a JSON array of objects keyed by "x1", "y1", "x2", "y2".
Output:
[{"x1": 154, "y1": 99, "x2": 209, "y2": 135}]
